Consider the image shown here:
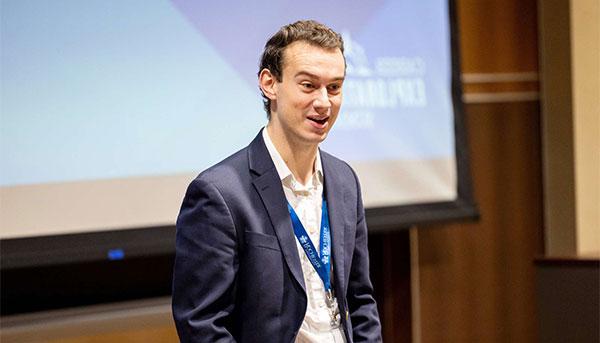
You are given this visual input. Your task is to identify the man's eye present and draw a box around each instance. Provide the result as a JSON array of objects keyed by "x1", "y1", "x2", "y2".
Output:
[
  {"x1": 328, "y1": 84, "x2": 341, "y2": 92},
  {"x1": 301, "y1": 83, "x2": 314, "y2": 89}
]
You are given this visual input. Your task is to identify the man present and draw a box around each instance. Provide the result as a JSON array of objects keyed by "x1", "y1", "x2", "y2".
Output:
[{"x1": 172, "y1": 20, "x2": 382, "y2": 342}]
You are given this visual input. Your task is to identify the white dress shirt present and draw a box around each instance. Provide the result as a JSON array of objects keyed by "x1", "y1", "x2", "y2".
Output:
[{"x1": 262, "y1": 128, "x2": 346, "y2": 343}]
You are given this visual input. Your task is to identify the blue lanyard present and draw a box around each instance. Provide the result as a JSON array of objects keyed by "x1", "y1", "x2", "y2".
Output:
[{"x1": 287, "y1": 199, "x2": 331, "y2": 292}]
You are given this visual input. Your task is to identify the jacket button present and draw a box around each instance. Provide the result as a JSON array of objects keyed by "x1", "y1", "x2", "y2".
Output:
[{"x1": 346, "y1": 310, "x2": 349, "y2": 320}]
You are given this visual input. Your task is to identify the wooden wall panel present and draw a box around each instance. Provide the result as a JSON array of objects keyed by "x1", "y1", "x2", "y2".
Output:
[
  {"x1": 457, "y1": 0, "x2": 538, "y2": 73},
  {"x1": 45, "y1": 326, "x2": 178, "y2": 343},
  {"x1": 370, "y1": 231, "x2": 412, "y2": 343},
  {"x1": 414, "y1": 0, "x2": 544, "y2": 342},
  {"x1": 418, "y1": 102, "x2": 544, "y2": 342}
]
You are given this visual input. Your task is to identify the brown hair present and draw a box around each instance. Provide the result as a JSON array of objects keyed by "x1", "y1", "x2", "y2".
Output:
[{"x1": 258, "y1": 20, "x2": 344, "y2": 118}]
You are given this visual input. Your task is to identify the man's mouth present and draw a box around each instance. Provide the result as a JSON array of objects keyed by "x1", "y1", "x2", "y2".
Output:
[{"x1": 308, "y1": 116, "x2": 328, "y2": 125}]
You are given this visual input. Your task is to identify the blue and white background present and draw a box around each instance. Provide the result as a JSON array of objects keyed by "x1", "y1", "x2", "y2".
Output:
[{"x1": 1, "y1": 0, "x2": 456, "y2": 237}]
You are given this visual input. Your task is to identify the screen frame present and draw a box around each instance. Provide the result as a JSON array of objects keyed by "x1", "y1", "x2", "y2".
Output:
[{"x1": 1, "y1": 0, "x2": 478, "y2": 314}]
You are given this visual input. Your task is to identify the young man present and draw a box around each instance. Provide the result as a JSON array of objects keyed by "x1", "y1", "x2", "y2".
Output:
[{"x1": 172, "y1": 20, "x2": 382, "y2": 342}]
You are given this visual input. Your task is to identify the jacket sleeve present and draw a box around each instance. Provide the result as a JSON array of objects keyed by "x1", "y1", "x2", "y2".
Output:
[
  {"x1": 347, "y1": 169, "x2": 383, "y2": 342},
  {"x1": 172, "y1": 177, "x2": 238, "y2": 343}
]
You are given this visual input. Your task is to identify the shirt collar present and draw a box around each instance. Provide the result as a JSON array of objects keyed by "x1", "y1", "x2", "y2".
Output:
[{"x1": 262, "y1": 127, "x2": 323, "y2": 189}]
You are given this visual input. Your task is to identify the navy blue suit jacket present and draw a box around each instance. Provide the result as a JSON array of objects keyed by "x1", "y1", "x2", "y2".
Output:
[{"x1": 172, "y1": 131, "x2": 382, "y2": 342}]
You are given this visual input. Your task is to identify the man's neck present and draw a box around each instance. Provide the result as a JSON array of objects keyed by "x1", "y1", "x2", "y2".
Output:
[{"x1": 266, "y1": 124, "x2": 318, "y2": 186}]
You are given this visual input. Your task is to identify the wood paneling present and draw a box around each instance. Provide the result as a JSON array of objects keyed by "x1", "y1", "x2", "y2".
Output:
[
  {"x1": 370, "y1": 231, "x2": 412, "y2": 343},
  {"x1": 46, "y1": 326, "x2": 177, "y2": 343},
  {"x1": 0, "y1": 298, "x2": 178, "y2": 343},
  {"x1": 457, "y1": 0, "x2": 538, "y2": 73},
  {"x1": 462, "y1": 80, "x2": 539, "y2": 94},
  {"x1": 418, "y1": 101, "x2": 544, "y2": 342},
  {"x1": 538, "y1": 0, "x2": 577, "y2": 255},
  {"x1": 413, "y1": 0, "x2": 544, "y2": 342}
]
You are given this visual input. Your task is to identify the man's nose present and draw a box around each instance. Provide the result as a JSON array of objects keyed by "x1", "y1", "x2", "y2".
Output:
[{"x1": 313, "y1": 87, "x2": 331, "y2": 111}]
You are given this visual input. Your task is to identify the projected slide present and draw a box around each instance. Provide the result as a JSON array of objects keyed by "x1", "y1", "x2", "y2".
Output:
[{"x1": 1, "y1": 0, "x2": 456, "y2": 238}]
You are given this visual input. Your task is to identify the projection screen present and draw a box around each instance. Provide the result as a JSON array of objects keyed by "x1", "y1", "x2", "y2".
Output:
[{"x1": 1, "y1": 0, "x2": 476, "y2": 267}]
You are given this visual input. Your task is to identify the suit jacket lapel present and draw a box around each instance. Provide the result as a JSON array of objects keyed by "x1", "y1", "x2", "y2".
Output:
[
  {"x1": 248, "y1": 132, "x2": 305, "y2": 292},
  {"x1": 322, "y1": 151, "x2": 347, "y2": 296}
]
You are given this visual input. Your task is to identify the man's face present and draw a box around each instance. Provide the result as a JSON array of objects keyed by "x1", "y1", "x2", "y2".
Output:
[{"x1": 268, "y1": 41, "x2": 345, "y2": 147}]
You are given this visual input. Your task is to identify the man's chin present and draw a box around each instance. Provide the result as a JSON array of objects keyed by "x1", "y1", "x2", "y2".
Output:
[{"x1": 302, "y1": 131, "x2": 329, "y2": 145}]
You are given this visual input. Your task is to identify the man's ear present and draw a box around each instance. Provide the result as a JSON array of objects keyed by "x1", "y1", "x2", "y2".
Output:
[{"x1": 258, "y1": 68, "x2": 278, "y2": 101}]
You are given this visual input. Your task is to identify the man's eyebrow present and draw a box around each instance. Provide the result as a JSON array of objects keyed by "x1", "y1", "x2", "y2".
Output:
[{"x1": 294, "y1": 71, "x2": 345, "y2": 82}]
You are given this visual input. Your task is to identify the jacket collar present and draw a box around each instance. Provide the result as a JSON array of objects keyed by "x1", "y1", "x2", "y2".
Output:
[
  {"x1": 248, "y1": 130, "x2": 306, "y2": 292},
  {"x1": 322, "y1": 151, "x2": 348, "y2": 298},
  {"x1": 248, "y1": 129, "x2": 349, "y2": 296}
]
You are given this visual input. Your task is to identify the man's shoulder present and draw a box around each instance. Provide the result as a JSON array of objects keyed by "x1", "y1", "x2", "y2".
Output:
[
  {"x1": 320, "y1": 149, "x2": 358, "y2": 182},
  {"x1": 320, "y1": 149, "x2": 349, "y2": 167},
  {"x1": 193, "y1": 146, "x2": 250, "y2": 188}
]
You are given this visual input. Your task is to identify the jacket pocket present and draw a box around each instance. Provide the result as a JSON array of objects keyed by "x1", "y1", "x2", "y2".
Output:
[{"x1": 244, "y1": 231, "x2": 280, "y2": 251}]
